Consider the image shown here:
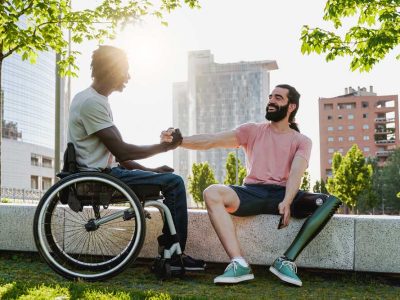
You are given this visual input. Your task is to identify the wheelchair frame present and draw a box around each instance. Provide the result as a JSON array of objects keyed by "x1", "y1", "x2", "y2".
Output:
[{"x1": 33, "y1": 170, "x2": 184, "y2": 281}]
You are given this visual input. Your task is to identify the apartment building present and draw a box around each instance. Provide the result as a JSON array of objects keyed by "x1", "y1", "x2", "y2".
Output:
[{"x1": 319, "y1": 86, "x2": 399, "y2": 179}]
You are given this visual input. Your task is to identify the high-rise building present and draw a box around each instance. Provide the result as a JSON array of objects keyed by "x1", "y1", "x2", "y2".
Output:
[
  {"x1": 1, "y1": 51, "x2": 69, "y2": 194},
  {"x1": 173, "y1": 50, "x2": 278, "y2": 186},
  {"x1": 319, "y1": 86, "x2": 399, "y2": 179}
]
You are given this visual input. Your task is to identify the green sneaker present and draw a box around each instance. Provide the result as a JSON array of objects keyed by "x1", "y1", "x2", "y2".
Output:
[
  {"x1": 269, "y1": 257, "x2": 302, "y2": 287},
  {"x1": 214, "y1": 261, "x2": 254, "y2": 284}
]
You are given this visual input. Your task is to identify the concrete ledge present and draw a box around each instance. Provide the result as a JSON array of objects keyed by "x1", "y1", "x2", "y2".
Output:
[{"x1": 0, "y1": 203, "x2": 399, "y2": 273}]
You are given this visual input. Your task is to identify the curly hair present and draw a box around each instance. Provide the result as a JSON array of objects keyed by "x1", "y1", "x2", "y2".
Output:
[{"x1": 91, "y1": 45, "x2": 128, "y2": 85}]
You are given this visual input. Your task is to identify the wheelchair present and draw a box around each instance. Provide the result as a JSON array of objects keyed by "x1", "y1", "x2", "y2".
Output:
[{"x1": 33, "y1": 144, "x2": 184, "y2": 281}]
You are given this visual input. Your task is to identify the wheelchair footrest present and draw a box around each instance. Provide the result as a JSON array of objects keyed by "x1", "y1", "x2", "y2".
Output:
[{"x1": 151, "y1": 255, "x2": 185, "y2": 280}]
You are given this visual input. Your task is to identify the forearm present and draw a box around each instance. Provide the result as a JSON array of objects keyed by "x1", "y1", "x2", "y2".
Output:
[
  {"x1": 181, "y1": 131, "x2": 238, "y2": 150},
  {"x1": 283, "y1": 175, "x2": 302, "y2": 205},
  {"x1": 282, "y1": 156, "x2": 308, "y2": 205},
  {"x1": 181, "y1": 134, "x2": 217, "y2": 150},
  {"x1": 116, "y1": 143, "x2": 168, "y2": 162}
]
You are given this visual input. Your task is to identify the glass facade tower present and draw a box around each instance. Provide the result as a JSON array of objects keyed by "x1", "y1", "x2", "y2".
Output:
[{"x1": 2, "y1": 52, "x2": 55, "y2": 148}]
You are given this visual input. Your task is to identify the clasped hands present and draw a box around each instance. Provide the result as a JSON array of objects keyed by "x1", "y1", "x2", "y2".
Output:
[{"x1": 160, "y1": 127, "x2": 183, "y2": 151}]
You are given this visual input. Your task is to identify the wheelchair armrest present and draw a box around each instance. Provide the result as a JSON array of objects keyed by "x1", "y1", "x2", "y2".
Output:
[{"x1": 57, "y1": 171, "x2": 73, "y2": 179}]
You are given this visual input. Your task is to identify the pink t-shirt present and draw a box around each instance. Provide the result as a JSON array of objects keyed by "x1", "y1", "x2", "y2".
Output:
[{"x1": 235, "y1": 122, "x2": 312, "y2": 186}]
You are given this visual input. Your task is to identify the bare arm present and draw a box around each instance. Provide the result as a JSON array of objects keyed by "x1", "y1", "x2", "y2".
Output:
[
  {"x1": 181, "y1": 130, "x2": 239, "y2": 150},
  {"x1": 95, "y1": 126, "x2": 170, "y2": 162},
  {"x1": 279, "y1": 155, "x2": 309, "y2": 227}
]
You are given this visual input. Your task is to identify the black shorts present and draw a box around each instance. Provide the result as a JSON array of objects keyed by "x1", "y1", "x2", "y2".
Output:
[{"x1": 229, "y1": 184, "x2": 327, "y2": 219}]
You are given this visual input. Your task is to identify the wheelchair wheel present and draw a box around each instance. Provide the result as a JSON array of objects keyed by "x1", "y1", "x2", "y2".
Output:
[{"x1": 33, "y1": 172, "x2": 146, "y2": 281}]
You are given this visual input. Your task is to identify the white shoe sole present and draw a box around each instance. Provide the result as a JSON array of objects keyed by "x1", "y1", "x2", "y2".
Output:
[
  {"x1": 170, "y1": 266, "x2": 206, "y2": 271},
  {"x1": 269, "y1": 266, "x2": 302, "y2": 287},
  {"x1": 214, "y1": 273, "x2": 254, "y2": 284}
]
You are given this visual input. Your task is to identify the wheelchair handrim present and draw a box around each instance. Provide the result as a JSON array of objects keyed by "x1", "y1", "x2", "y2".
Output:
[{"x1": 36, "y1": 176, "x2": 144, "y2": 279}]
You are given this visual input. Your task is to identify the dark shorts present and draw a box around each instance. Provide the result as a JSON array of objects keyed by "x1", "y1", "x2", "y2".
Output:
[{"x1": 229, "y1": 184, "x2": 325, "y2": 219}]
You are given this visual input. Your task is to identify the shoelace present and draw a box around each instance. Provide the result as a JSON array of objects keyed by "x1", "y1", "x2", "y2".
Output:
[
  {"x1": 280, "y1": 260, "x2": 297, "y2": 274},
  {"x1": 225, "y1": 261, "x2": 238, "y2": 274}
]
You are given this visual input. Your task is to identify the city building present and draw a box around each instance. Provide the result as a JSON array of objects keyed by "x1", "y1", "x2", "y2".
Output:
[
  {"x1": 173, "y1": 50, "x2": 278, "y2": 187},
  {"x1": 319, "y1": 86, "x2": 399, "y2": 179},
  {"x1": 1, "y1": 51, "x2": 69, "y2": 195}
]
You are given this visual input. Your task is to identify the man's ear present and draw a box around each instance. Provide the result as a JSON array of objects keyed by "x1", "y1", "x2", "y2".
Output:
[{"x1": 289, "y1": 103, "x2": 297, "y2": 113}]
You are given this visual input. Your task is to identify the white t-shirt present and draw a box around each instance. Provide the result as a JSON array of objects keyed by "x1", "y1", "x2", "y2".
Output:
[{"x1": 67, "y1": 87, "x2": 115, "y2": 170}]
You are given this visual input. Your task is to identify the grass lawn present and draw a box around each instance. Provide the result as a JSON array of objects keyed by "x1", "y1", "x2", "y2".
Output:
[{"x1": 0, "y1": 252, "x2": 399, "y2": 299}]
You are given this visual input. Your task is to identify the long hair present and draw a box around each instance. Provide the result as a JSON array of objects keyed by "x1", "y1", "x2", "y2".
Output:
[{"x1": 276, "y1": 84, "x2": 300, "y2": 132}]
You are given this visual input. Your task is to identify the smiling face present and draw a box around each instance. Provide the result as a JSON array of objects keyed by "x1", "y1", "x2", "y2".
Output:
[{"x1": 265, "y1": 87, "x2": 292, "y2": 122}]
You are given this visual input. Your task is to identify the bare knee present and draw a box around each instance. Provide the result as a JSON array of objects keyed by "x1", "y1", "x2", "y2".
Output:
[{"x1": 203, "y1": 184, "x2": 224, "y2": 208}]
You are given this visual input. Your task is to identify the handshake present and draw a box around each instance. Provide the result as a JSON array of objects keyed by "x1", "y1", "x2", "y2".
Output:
[{"x1": 160, "y1": 127, "x2": 183, "y2": 151}]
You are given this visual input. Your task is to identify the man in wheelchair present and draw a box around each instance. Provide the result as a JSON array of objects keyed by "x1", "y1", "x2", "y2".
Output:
[
  {"x1": 67, "y1": 45, "x2": 205, "y2": 272},
  {"x1": 162, "y1": 84, "x2": 341, "y2": 286}
]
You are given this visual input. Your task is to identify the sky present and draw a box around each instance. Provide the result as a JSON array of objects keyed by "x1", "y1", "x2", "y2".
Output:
[{"x1": 71, "y1": 0, "x2": 400, "y2": 184}]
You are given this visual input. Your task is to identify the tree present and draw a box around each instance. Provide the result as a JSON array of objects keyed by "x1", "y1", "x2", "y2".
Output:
[
  {"x1": 356, "y1": 157, "x2": 380, "y2": 214},
  {"x1": 224, "y1": 152, "x2": 246, "y2": 186},
  {"x1": 313, "y1": 179, "x2": 328, "y2": 194},
  {"x1": 376, "y1": 149, "x2": 400, "y2": 212},
  {"x1": 326, "y1": 151, "x2": 342, "y2": 195},
  {"x1": 326, "y1": 145, "x2": 372, "y2": 212},
  {"x1": 301, "y1": 0, "x2": 400, "y2": 72},
  {"x1": 300, "y1": 170, "x2": 311, "y2": 191},
  {"x1": 0, "y1": 0, "x2": 200, "y2": 187},
  {"x1": 188, "y1": 162, "x2": 218, "y2": 208}
]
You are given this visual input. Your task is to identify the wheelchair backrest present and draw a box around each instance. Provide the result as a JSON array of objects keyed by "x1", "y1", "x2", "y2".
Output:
[{"x1": 62, "y1": 143, "x2": 79, "y2": 174}]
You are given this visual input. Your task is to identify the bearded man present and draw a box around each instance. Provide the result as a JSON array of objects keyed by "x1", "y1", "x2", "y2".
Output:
[{"x1": 162, "y1": 84, "x2": 341, "y2": 286}]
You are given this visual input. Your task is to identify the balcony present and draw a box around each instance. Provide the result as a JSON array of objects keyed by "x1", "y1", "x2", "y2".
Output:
[
  {"x1": 375, "y1": 140, "x2": 396, "y2": 145},
  {"x1": 376, "y1": 150, "x2": 394, "y2": 157},
  {"x1": 375, "y1": 129, "x2": 395, "y2": 134},
  {"x1": 375, "y1": 117, "x2": 395, "y2": 123}
]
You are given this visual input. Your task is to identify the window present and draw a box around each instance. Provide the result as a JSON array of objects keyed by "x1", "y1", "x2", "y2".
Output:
[
  {"x1": 328, "y1": 159, "x2": 332, "y2": 164},
  {"x1": 31, "y1": 154, "x2": 40, "y2": 166},
  {"x1": 42, "y1": 157, "x2": 53, "y2": 168},
  {"x1": 349, "y1": 136, "x2": 355, "y2": 141},
  {"x1": 338, "y1": 148, "x2": 344, "y2": 153},
  {"x1": 363, "y1": 136, "x2": 370, "y2": 141},
  {"x1": 363, "y1": 124, "x2": 369, "y2": 129},
  {"x1": 348, "y1": 114, "x2": 354, "y2": 120},
  {"x1": 338, "y1": 126, "x2": 343, "y2": 131},
  {"x1": 338, "y1": 137, "x2": 344, "y2": 142},
  {"x1": 362, "y1": 101, "x2": 369, "y2": 108},
  {"x1": 328, "y1": 126, "x2": 334, "y2": 131},
  {"x1": 324, "y1": 104, "x2": 333, "y2": 110},
  {"x1": 363, "y1": 113, "x2": 368, "y2": 119},
  {"x1": 42, "y1": 177, "x2": 52, "y2": 190},
  {"x1": 338, "y1": 115, "x2": 343, "y2": 120},
  {"x1": 327, "y1": 115, "x2": 332, "y2": 120},
  {"x1": 328, "y1": 148, "x2": 334, "y2": 153},
  {"x1": 338, "y1": 102, "x2": 356, "y2": 109},
  {"x1": 364, "y1": 147, "x2": 370, "y2": 152},
  {"x1": 328, "y1": 137, "x2": 334, "y2": 142},
  {"x1": 326, "y1": 169, "x2": 333, "y2": 177},
  {"x1": 348, "y1": 125, "x2": 355, "y2": 130},
  {"x1": 31, "y1": 176, "x2": 39, "y2": 190}
]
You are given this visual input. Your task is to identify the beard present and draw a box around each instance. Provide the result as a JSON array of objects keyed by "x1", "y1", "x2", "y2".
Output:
[{"x1": 265, "y1": 103, "x2": 290, "y2": 122}]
